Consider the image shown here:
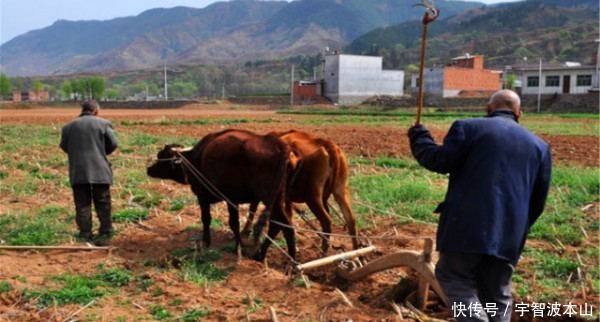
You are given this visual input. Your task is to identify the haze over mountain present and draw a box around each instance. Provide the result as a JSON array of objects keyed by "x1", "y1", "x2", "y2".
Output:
[
  {"x1": 1, "y1": 0, "x2": 596, "y2": 77},
  {"x1": 1, "y1": 0, "x2": 481, "y2": 76},
  {"x1": 347, "y1": 0, "x2": 599, "y2": 68}
]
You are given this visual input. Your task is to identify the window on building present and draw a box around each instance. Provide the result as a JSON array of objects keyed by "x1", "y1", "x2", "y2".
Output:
[
  {"x1": 576, "y1": 74, "x2": 592, "y2": 86},
  {"x1": 527, "y1": 76, "x2": 539, "y2": 87},
  {"x1": 546, "y1": 75, "x2": 560, "y2": 87}
]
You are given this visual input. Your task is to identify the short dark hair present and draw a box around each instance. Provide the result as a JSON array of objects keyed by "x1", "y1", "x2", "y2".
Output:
[{"x1": 81, "y1": 100, "x2": 100, "y2": 112}]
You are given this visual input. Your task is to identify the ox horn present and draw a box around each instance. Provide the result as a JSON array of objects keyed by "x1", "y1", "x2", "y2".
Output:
[{"x1": 170, "y1": 146, "x2": 193, "y2": 153}]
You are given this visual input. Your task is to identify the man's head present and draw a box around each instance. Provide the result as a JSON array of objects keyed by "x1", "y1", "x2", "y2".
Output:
[
  {"x1": 81, "y1": 100, "x2": 100, "y2": 115},
  {"x1": 487, "y1": 90, "x2": 521, "y2": 119}
]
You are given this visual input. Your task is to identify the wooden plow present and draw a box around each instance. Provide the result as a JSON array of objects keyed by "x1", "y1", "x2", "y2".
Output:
[{"x1": 295, "y1": 238, "x2": 448, "y2": 311}]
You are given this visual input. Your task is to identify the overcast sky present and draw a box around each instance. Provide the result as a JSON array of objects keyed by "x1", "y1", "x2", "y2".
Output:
[{"x1": 1, "y1": 0, "x2": 523, "y2": 45}]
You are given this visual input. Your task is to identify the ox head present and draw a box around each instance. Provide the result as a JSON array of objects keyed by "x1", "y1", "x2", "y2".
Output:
[{"x1": 146, "y1": 144, "x2": 191, "y2": 185}]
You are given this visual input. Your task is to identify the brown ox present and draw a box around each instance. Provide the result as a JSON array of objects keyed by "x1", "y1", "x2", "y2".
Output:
[
  {"x1": 245, "y1": 130, "x2": 359, "y2": 253},
  {"x1": 147, "y1": 129, "x2": 298, "y2": 262}
]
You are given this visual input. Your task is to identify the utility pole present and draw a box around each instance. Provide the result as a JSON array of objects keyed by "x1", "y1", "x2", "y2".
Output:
[
  {"x1": 537, "y1": 58, "x2": 542, "y2": 113},
  {"x1": 290, "y1": 65, "x2": 294, "y2": 106},
  {"x1": 164, "y1": 65, "x2": 168, "y2": 101},
  {"x1": 221, "y1": 83, "x2": 225, "y2": 100}
]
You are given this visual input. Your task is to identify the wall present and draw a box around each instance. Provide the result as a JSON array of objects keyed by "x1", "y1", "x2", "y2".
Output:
[
  {"x1": 520, "y1": 67, "x2": 597, "y2": 95},
  {"x1": 323, "y1": 55, "x2": 341, "y2": 103},
  {"x1": 363, "y1": 92, "x2": 599, "y2": 112},
  {"x1": 422, "y1": 67, "x2": 444, "y2": 95},
  {"x1": 443, "y1": 67, "x2": 500, "y2": 96},
  {"x1": 323, "y1": 54, "x2": 404, "y2": 105}
]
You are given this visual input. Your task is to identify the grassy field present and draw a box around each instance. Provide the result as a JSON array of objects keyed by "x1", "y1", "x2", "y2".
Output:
[{"x1": 0, "y1": 110, "x2": 597, "y2": 320}]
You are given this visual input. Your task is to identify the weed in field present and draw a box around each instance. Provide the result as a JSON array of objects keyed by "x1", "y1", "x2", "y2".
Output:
[
  {"x1": 180, "y1": 307, "x2": 210, "y2": 321},
  {"x1": 242, "y1": 294, "x2": 264, "y2": 313},
  {"x1": 0, "y1": 281, "x2": 11, "y2": 293},
  {"x1": 95, "y1": 266, "x2": 133, "y2": 287},
  {"x1": 529, "y1": 166, "x2": 599, "y2": 244},
  {"x1": 112, "y1": 208, "x2": 149, "y2": 223},
  {"x1": 170, "y1": 298, "x2": 183, "y2": 306},
  {"x1": 134, "y1": 274, "x2": 154, "y2": 292},
  {"x1": 149, "y1": 304, "x2": 172, "y2": 320},
  {"x1": 24, "y1": 274, "x2": 107, "y2": 307},
  {"x1": 173, "y1": 248, "x2": 229, "y2": 285},
  {"x1": 153, "y1": 286, "x2": 164, "y2": 297},
  {"x1": 350, "y1": 170, "x2": 445, "y2": 224},
  {"x1": 170, "y1": 199, "x2": 186, "y2": 211},
  {"x1": 0, "y1": 206, "x2": 71, "y2": 245},
  {"x1": 181, "y1": 261, "x2": 230, "y2": 285}
]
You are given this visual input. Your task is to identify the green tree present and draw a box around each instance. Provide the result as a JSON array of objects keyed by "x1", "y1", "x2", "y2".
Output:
[
  {"x1": 89, "y1": 77, "x2": 105, "y2": 99},
  {"x1": 504, "y1": 74, "x2": 518, "y2": 89},
  {"x1": 61, "y1": 81, "x2": 73, "y2": 100},
  {"x1": 32, "y1": 80, "x2": 44, "y2": 95},
  {"x1": 11, "y1": 77, "x2": 24, "y2": 92},
  {"x1": 76, "y1": 78, "x2": 90, "y2": 100},
  {"x1": 170, "y1": 81, "x2": 197, "y2": 99},
  {"x1": 0, "y1": 74, "x2": 10, "y2": 100},
  {"x1": 105, "y1": 88, "x2": 120, "y2": 100}
]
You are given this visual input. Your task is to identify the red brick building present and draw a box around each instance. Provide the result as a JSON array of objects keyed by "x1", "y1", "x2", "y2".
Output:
[
  {"x1": 412, "y1": 55, "x2": 501, "y2": 98},
  {"x1": 292, "y1": 81, "x2": 330, "y2": 105},
  {"x1": 11, "y1": 90, "x2": 50, "y2": 102}
]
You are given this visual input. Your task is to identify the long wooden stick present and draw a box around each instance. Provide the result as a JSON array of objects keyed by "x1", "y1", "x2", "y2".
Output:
[
  {"x1": 415, "y1": 23, "x2": 429, "y2": 126},
  {"x1": 295, "y1": 246, "x2": 375, "y2": 271},
  {"x1": 413, "y1": 1, "x2": 439, "y2": 126},
  {"x1": 0, "y1": 245, "x2": 114, "y2": 251}
]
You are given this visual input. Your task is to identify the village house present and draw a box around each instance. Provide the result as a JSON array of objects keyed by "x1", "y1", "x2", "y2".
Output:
[
  {"x1": 411, "y1": 54, "x2": 501, "y2": 98},
  {"x1": 322, "y1": 53, "x2": 404, "y2": 105},
  {"x1": 11, "y1": 90, "x2": 50, "y2": 102},
  {"x1": 507, "y1": 61, "x2": 598, "y2": 95}
]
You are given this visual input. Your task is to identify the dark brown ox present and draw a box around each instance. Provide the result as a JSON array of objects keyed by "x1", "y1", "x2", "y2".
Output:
[
  {"x1": 146, "y1": 129, "x2": 298, "y2": 262},
  {"x1": 246, "y1": 130, "x2": 359, "y2": 254}
]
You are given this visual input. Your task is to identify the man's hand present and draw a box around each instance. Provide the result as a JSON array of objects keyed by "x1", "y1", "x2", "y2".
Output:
[{"x1": 408, "y1": 124, "x2": 432, "y2": 142}]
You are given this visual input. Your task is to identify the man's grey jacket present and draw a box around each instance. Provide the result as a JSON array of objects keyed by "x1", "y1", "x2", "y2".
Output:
[
  {"x1": 408, "y1": 110, "x2": 552, "y2": 263},
  {"x1": 60, "y1": 112, "x2": 118, "y2": 186}
]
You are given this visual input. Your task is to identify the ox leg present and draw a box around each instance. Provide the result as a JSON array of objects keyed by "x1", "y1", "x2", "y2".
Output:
[
  {"x1": 242, "y1": 202, "x2": 259, "y2": 237},
  {"x1": 255, "y1": 217, "x2": 283, "y2": 262},
  {"x1": 306, "y1": 197, "x2": 332, "y2": 255},
  {"x1": 199, "y1": 200, "x2": 212, "y2": 247},
  {"x1": 333, "y1": 186, "x2": 359, "y2": 250},
  {"x1": 227, "y1": 203, "x2": 244, "y2": 258}
]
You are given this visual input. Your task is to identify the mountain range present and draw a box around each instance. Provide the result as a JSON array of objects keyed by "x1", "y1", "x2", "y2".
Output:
[
  {"x1": 1, "y1": 0, "x2": 481, "y2": 76},
  {"x1": 1, "y1": 0, "x2": 597, "y2": 77}
]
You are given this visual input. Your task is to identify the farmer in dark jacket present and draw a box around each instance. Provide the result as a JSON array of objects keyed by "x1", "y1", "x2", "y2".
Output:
[
  {"x1": 60, "y1": 100, "x2": 118, "y2": 241},
  {"x1": 408, "y1": 90, "x2": 551, "y2": 322}
]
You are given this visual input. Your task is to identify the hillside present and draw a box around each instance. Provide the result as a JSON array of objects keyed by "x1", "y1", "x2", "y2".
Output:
[
  {"x1": 0, "y1": 0, "x2": 481, "y2": 76},
  {"x1": 347, "y1": 0, "x2": 600, "y2": 68}
]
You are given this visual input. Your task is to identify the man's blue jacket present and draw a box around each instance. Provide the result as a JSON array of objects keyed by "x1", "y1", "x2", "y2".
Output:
[{"x1": 408, "y1": 110, "x2": 552, "y2": 263}]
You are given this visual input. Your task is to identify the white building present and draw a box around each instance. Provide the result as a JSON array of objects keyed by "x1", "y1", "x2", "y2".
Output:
[
  {"x1": 322, "y1": 53, "x2": 404, "y2": 105},
  {"x1": 509, "y1": 62, "x2": 598, "y2": 95}
]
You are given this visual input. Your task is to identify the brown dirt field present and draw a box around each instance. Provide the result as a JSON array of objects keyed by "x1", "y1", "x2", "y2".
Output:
[{"x1": 0, "y1": 105, "x2": 597, "y2": 321}]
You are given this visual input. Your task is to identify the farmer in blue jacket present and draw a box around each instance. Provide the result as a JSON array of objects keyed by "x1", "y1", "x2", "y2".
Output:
[{"x1": 408, "y1": 90, "x2": 551, "y2": 322}]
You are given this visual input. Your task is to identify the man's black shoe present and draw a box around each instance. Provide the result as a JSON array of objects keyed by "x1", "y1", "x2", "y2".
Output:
[{"x1": 77, "y1": 232, "x2": 94, "y2": 243}]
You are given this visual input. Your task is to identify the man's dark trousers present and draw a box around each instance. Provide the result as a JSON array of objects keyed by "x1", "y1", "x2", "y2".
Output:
[
  {"x1": 436, "y1": 252, "x2": 515, "y2": 322},
  {"x1": 72, "y1": 184, "x2": 113, "y2": 236}
]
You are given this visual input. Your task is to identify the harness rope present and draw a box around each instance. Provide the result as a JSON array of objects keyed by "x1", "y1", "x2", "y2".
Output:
[
  {"x1": 153, "y1": 152, "x2": 436, "y2": 246},
  {"x1": 172, "y1": 150, "x2": 300, "y2": 265}
]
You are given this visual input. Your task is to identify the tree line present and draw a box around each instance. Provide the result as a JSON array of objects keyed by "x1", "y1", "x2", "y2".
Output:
[{"x1": 0, "y1": 55, "x2": 324, "y2": 102}]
